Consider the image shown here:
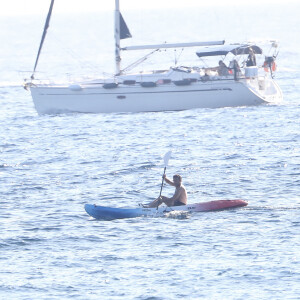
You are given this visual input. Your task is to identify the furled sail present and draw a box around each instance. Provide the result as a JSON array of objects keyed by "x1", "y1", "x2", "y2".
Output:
[
  {"x1": 31, "y1": 0, "x2": 55, "y2": 79},
  {"x1": 119, "y1": 12, "x2": 132, "y2": 39}
]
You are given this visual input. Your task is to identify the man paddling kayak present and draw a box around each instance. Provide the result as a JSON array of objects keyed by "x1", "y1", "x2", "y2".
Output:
[{"x1": 144, "y1": 174, "x2": 187, "y2": 208}]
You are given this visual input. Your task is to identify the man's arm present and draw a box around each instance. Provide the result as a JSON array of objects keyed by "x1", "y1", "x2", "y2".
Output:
[{"x1": 163, "y1": 175, "x2": 175, "y2": 186}]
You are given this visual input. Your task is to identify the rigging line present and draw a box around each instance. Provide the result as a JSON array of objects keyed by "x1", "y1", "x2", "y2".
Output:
[
  {"x1": 174, "y1": 48, "x2": 184, "y2": 66},
  {"x1": 198, "y1": 57, "x2": 210, "y2": 68},
  {"x1": 272, "y1": 43, "x2": 280, "y2": 59},
  {"x1": 48, "y1": 33, "x2": 101, "y2": 74},
  {"x1": 121, "y1": 49, "x2": 159, "y2": 73},
  {"x1": 31, "y1": 0, "x2": 55, "y2": 80},
  {"x1": 161, "y1": 48, "x2": 185, "y2": 67},
  {"x1": 266, "y1": 42, "x2": 274, "y2": 57}
]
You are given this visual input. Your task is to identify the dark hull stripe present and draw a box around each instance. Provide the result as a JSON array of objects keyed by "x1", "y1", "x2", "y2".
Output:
[{"x1": 37, "y1": 88, "x2": 233, "y2": 96}]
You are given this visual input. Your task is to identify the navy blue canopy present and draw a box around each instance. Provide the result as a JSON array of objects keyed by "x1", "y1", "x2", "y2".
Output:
[{"x1": 196, "y1": 44, "x2": 262, "y2": 58}]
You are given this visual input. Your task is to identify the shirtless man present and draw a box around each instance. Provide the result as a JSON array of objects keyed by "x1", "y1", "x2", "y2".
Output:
[{"x1": 145, "y1": 174, "x2": 187, "y2": 208}]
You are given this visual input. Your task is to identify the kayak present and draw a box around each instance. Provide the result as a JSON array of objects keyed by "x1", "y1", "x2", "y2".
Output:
[{"x1": 84, "y1": 199, "x2": 247, "y2": 220}]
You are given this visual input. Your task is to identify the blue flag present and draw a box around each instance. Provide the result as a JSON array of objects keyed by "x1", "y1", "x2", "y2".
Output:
[{"x1": 120, "y1": 13, "x2": 132, "y2": 40}]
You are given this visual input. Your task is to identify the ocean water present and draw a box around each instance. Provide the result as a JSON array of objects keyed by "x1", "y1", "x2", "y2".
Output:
[{"x1": 0, "y1": 3, "x2": 300, "y2": 299}]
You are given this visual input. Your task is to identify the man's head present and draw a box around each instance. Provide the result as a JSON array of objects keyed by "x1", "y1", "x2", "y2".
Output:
[{"x1": 173, "y1": 174, "x2": 182, "y2": 187}]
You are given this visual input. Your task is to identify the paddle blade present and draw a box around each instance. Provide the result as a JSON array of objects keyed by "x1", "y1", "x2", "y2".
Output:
[{"x1": 163, "y1": 151, "x2": 172, "y2": 167}]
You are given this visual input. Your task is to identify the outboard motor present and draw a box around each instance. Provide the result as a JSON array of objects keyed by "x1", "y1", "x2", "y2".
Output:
[{"x1": 263, "y1": 56, "x2": 277, "y2": 77}]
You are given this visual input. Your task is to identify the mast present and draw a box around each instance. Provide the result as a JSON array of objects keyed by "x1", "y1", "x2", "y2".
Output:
[{"x1": 114, "y1": 0, "x2": 121, "y2": 75}]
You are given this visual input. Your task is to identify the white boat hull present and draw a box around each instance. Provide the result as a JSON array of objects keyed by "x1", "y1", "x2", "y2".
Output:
[{"x1": 30, "y1": 78, "x2": 282, "y2": 114}]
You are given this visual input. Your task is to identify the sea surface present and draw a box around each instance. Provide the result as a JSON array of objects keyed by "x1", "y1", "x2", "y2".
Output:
[{"x1": 0, "y1": 3, "x2": 300, "y2": 299}]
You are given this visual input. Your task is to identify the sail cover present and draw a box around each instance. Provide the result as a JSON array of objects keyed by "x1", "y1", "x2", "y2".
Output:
[
  {"x1": 120, "y1": 13, "x2": 132, "y2": 39},
  {"x1": 196, "y1": 44, "x2": 262, "y2": 58}
]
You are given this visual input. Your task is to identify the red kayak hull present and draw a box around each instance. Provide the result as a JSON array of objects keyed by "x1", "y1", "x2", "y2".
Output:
[{"x1": 187, "y1": 199, "x2": 248, "y2": 212}]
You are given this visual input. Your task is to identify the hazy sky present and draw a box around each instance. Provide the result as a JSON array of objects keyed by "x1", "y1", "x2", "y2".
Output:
[{"x1": 2, "y1": 0, "x2": 295, "y2": 16}]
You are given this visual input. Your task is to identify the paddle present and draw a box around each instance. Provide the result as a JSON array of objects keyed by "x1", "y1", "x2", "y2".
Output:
[{"x1": 157, "y1": 151, "x2": 172, "y2": 209}]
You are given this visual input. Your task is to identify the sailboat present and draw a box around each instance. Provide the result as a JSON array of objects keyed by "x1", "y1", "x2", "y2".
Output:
[{"x1": 25, "y1": 0, "x2": 283, "y2": 114}]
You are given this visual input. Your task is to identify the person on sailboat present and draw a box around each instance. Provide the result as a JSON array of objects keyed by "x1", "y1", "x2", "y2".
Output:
[
  {"x1": 246, "y1": 48, "x2": 256, "y2": 67},
  {"x1": 144, "y1": 174, "x2": 187, "y2": 208},
  {"x1": 218, "y1": 60, "x2": 230, "y2": 76},
  {"x1": 229, "y1": 59, "x2": 241, "y2": 80}
]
